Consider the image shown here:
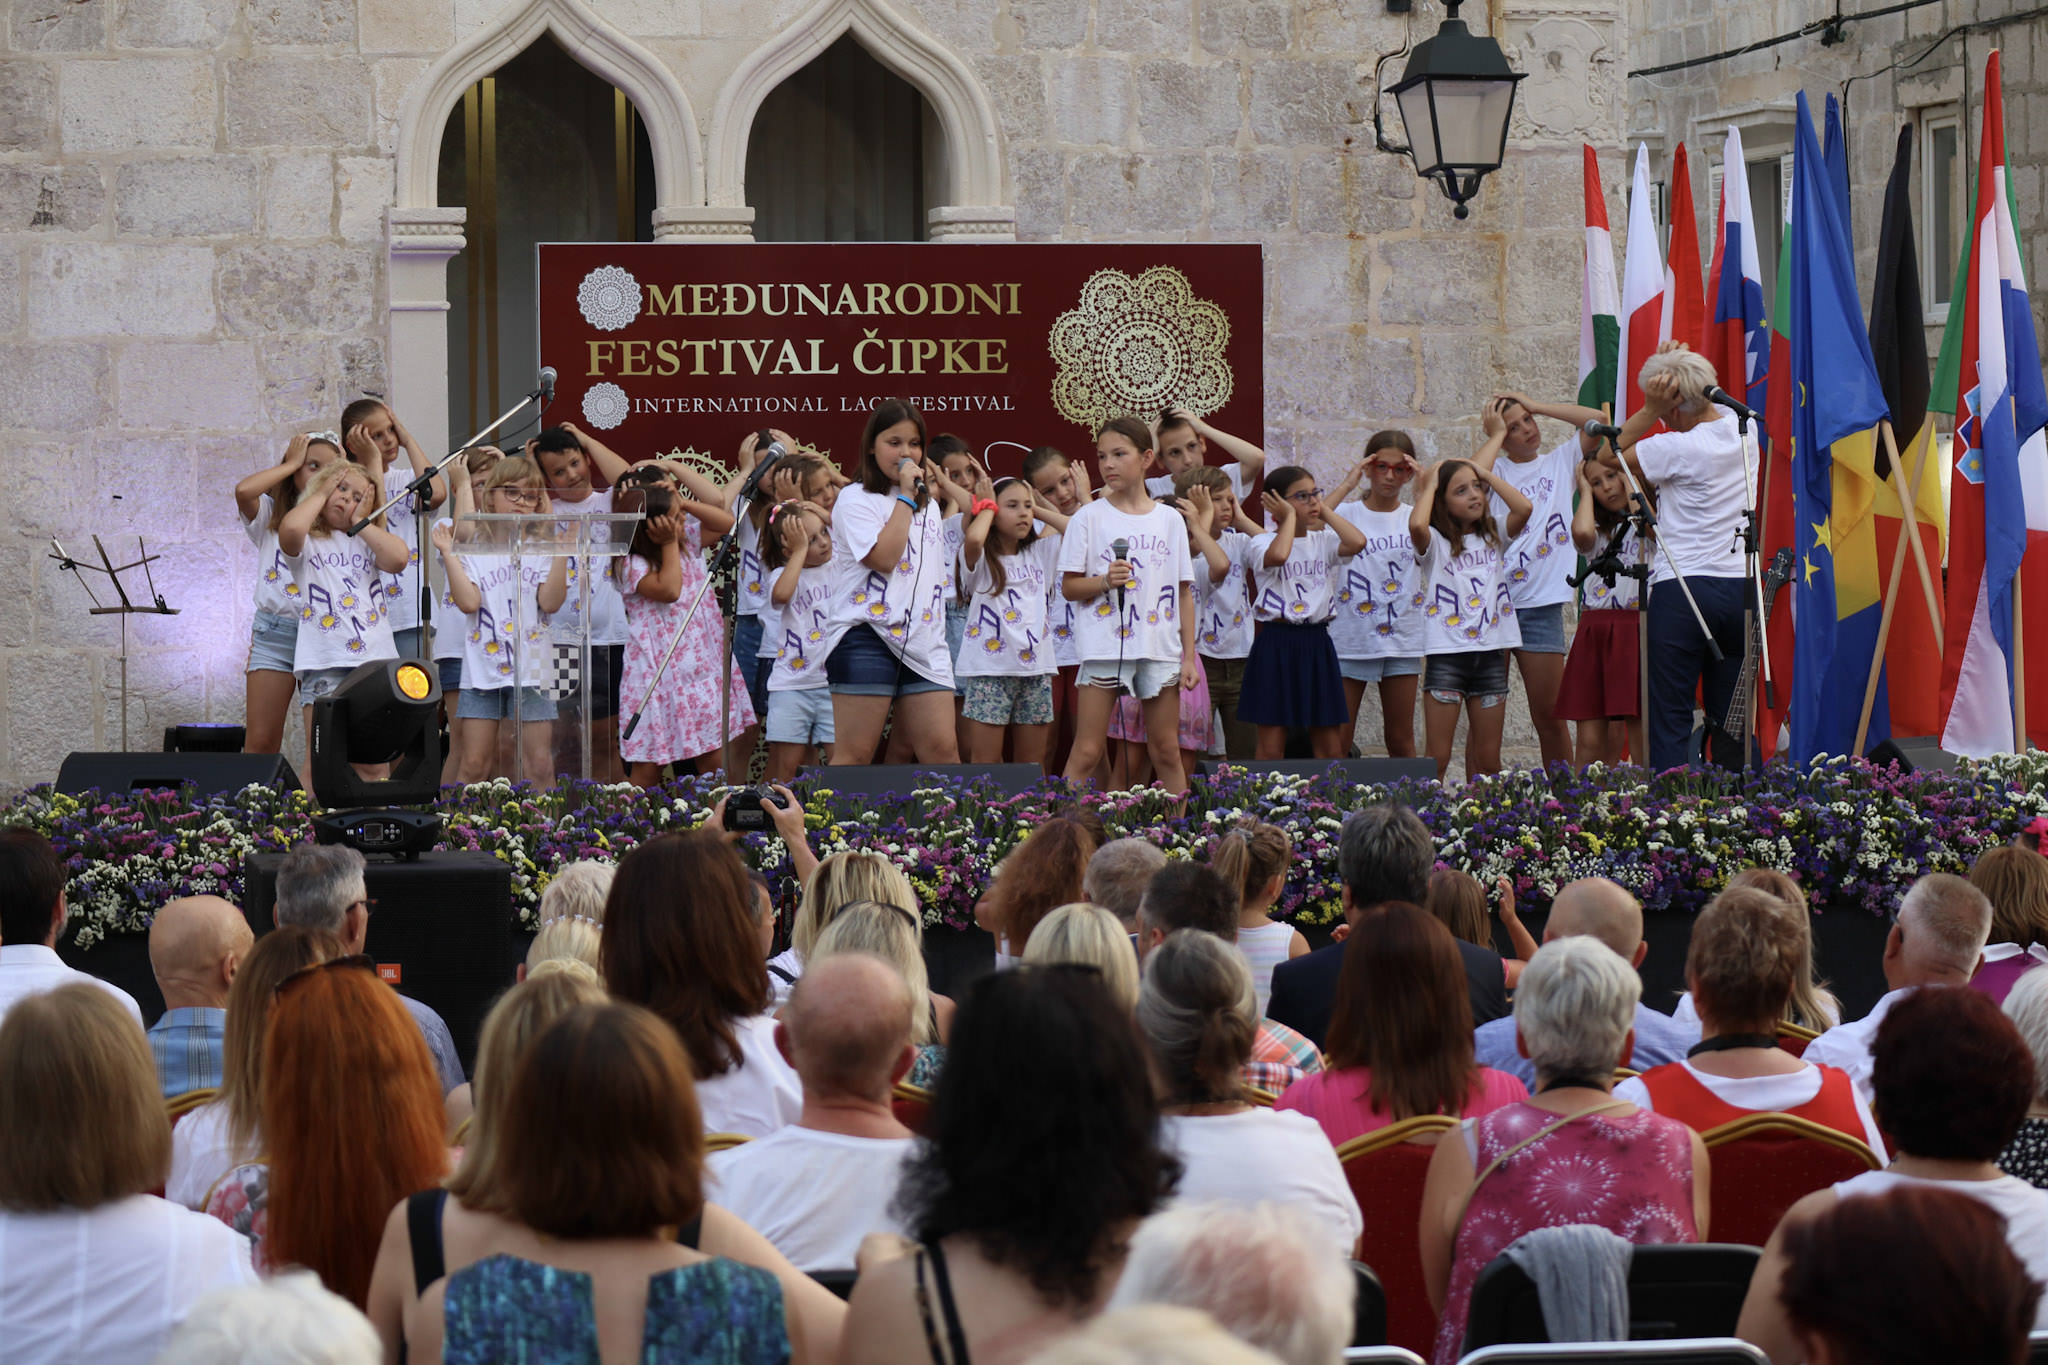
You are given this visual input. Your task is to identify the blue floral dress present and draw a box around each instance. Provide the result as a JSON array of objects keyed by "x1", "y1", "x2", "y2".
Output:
[{"x1": 442, "y1": 1254, "x2": 790, "y2": 1364}]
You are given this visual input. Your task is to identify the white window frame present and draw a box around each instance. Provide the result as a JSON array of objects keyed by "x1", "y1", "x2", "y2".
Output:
[{"x1": 1921, "y1": 106, "x2": 1963, "y2": 326}]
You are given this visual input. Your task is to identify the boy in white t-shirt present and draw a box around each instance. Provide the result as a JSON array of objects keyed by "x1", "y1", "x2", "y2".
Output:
[{"x1": 1059, "y1": 418, "x2": 1199, "y2": 794}]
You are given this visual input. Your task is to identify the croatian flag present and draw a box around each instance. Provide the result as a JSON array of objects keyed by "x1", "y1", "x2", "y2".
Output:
[
  {"x1": 1577, "y1": 145, "x2": 1620, "y2": 412},
  {"x1": 1615, "y1": 145, "x2": 1666, "y2": 421},
  {"x1": 1937, "y1": 51, "x2": 2048, "y2": 756}
]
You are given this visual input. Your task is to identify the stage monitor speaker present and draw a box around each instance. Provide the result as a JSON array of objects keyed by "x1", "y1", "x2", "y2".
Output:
[
  {"x1": 164, "y1": 723, "x2": 246, "y2": 753},
  {"x1": 1198, "y1": 756, "x2": 1439, "y2": 784},
  {"x1": 241, "y1": 849, "x2": 520, "y2": 1071},
  {"x1": 798, "y1": 763, "x2": 1047, "y2": 801},
  {"x1": 55, "y1": 750, "x2": 298, "y2": 798},
  {"x1": 1865, "y1": 735, "x2": 1961, "y2": 775}
]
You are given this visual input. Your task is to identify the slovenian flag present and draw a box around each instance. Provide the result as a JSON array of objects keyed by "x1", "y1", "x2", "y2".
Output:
[
  {"x1": 1578, "y1": 145, "x2": 1620, "y2": 411},
  {"x1": 1934, "y1": 51, "x2": 2048, "y2": 756},
  {"x1": 1615, "y1": 145, "x2": 1665, "y2": 421}
]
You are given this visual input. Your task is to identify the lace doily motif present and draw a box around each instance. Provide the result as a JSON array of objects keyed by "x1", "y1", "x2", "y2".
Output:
[
  {"x1": 581, "y1": 382, "x2": 630, "y2": 430},
  {"x1": 577, "y1": 265, "x2": 642, "y2": 332},
  {"x1": 1048, "y1": 266, "x2": 1234, "y2": 430}
]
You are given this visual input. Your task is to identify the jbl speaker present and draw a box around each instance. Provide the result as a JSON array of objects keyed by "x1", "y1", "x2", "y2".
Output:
[
  {"x1": 241, "y1": 849, "x2": 521, "y2": 1071},
  {"x1": 798, "y1": 763, "x2": 1048, "y2": 799},
  {"x1": 56, "y1": 750, "x2": 298, "y2": 797},
  {"x1": 1865, "y1": 735, "x2": 1962, "y2": 775},
  {"x1": 1197, "y1": 756, "x2": 1438, "y2": 785}
]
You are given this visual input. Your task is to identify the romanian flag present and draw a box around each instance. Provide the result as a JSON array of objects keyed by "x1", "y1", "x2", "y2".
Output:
[
  {"x1": 1932, "y1": 51, "x2": 2048, "y2": 756},
  {"x1": 1867, "y1": 124, "x2": 1947, "y2": 739},
  {"x1": 1578, "y1": 145, "x2": 1620, "y2": 411},
  {"x1": 1615, "y1": 145, "x2": 1665, "y2": 420},
  {"x1": 1788, "y1": 92, "x2": 1892, "y2": 763},
  {"x1": 1661, "y1": 142, "x2": 1705, "y2": 349}
]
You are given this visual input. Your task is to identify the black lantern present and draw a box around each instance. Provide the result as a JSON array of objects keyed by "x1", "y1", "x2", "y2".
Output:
[{"x1": 1387, "y1": 0, "x2": 1526, "y2": 219}]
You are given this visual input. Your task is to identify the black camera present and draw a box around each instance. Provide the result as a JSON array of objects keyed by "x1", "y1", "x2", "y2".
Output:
[{"x1": 722, "y1": 785, "x2": 784, "y2": 833}]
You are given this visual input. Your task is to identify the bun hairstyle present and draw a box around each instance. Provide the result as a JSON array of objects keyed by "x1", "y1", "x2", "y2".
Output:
[
  {"x1": 857, "y1": 399, "x2": 929, "y2": 501},
  {"x1": 1095, "y1": 416, "x2": 1155, "y2": 458},
  {"x1": 1428, "y1": 458, "x2": 1503, "y2": 555},
  {"x1": 1207, "y1": 821, "x2": 1292, "y2": 909},
  {"x1": 1137, "y1": 929, "x2": 1257, "y2": 1105}
]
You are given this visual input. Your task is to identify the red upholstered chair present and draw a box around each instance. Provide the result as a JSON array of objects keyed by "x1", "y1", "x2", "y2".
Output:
[
  {"x1": 1775, "y1": 1021, "x2": 1819, "y2": 1058},
  {"x1": 1701, "y1": 1112, "x2": 1880, "y2": 1247},
  {"x1": 165, "y1": 1087, "x2": 218, "y2": 1126},
  {"x1": 1338, "y1": 1114, "x2": 1459, "y2": 1356},
  {"x1": 892, "y1": 1081, "x2": 933, "y2": 1134}
]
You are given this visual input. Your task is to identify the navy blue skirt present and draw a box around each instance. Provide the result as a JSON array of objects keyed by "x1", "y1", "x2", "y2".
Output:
[{"x1": 1237, "y1": 619, "x2": 1348, "y2": 727}]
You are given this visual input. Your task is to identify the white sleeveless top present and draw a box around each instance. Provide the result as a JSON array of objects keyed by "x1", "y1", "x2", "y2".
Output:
[
  {"x1": 1237, "y1": 920, "x2": 1295, "y2": 1019},
  {"x1": 1832, "y1": 1170, "x2": 2048, "y2": 1331}
]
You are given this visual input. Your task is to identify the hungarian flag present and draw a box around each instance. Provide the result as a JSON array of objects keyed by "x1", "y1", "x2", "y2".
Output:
[
  {"x1": 1615, "y1": 145, "x2": 1666, "y2": 420},
  {"x1": 1933, "y1": 51, "x2": 2048, "y2": 756},
  {"x1": 1661, "y1": 142, "x2": 1705, "y2": 349},
  {"x1": 1867, "y1": 124, "x2": 1947, "y2": 739},
  {"x1": 1578, "y1": 145, "x2": 1620, "y2": 411},
  {"x1": 1789, "y1": 91, "x2": 1892, "y2": 763}
]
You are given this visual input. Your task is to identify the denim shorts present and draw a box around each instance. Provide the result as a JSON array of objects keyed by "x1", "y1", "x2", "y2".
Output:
[
  {"x1": 1079, "y1": 657, "x2": 1180, "y2": 701},
  {"x1": 961, "y1": 673, "x2": 1055, "y2": 726},
  {"x1": 766, "y1": 687, "x2": 835, "y2": 745},
  {"x1": 457, "y1": 685, "x2": 555, "y2": 722},
  {"x1": 1423, "y1": 650, "x2": 1510, "y2": 705},
  {"x1": 393, "y1": 626, "x2": 424, "y2": 661},
  {"x1": 826, "y1": 625, "x2": 952, "y2": 698},
  {"x1": 1514, "y1": 601, "x2": 1567, "y2": 654},
  {"x1": 944, "y1": 601, "x2": 969, "y2": 667},
  {"x1": 1339, "y1": 654, "x2": 1422, "y2": 683},
  {"x1": 297, "y1": 665, "x2": 355, "y2": 708},
  {"x1": 732, "y1": 613, "x2": 771, "y2": 718},
  {"x1": 248, "y1": 611, "x2": 299, "y2": 674},
  {"x1": 438, "y1": 658, "x2": 463, "y2": 693}
]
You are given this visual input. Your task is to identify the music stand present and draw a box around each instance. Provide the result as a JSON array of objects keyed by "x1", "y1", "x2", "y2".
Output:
[{"x1": 48, "y1": 536, "x2": 179, "y2": 751}]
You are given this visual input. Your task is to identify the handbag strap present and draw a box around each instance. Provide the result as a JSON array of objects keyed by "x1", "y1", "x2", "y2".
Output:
[{"x1": 1452, "y1": 1101, "x2": 1632, "y2": 1230}]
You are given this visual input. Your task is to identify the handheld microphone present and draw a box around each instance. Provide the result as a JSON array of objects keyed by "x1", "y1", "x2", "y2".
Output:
[
  {"x1": 1706, "y1": 386, "x2": 1762, "y2": 422},
  {"x1": 1110, "y1": 537, "x2": 1130, "y2": 611},
  {"x1": 1582, "y1": 417, "x2": 1626, "y2": 444},
  {"x1": 738, "y1": 446, "x2": 785, "y2": 503},
  {"x1": 537, "y1": 366, "x2": 556, "y2": 403}
]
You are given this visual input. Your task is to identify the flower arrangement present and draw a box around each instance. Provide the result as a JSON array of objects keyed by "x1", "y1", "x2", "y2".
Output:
[{"x1": 6, "y1": 753, "x2": 2045, "y2": 950}]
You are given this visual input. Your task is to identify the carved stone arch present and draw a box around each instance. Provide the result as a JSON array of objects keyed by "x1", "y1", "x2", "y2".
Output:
[
  {"x1": 391, "y1": 0, "x2": 704, "y2": 211},
  {"x1": 707, "y1": 0, "x2": 1015, "y2": 240}
]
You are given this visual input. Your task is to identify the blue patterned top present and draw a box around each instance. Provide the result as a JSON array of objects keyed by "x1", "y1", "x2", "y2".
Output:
[{"x1": 443, "y1": 1254, "x2": 790, "y2": 1365}]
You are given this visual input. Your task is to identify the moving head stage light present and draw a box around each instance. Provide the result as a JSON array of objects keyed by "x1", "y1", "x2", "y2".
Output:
[{"x1": 309, "y1": 658, "x2": 445, "y2": 856}]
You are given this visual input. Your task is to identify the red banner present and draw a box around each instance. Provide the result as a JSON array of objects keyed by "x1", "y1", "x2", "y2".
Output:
[{"x1": 536, "y1": 243, "x2": 1264, "y2": 477}]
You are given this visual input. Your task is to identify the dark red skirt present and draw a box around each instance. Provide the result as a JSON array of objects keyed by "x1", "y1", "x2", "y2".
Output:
[{"x1": 1555, "y1": 608, "x2": 1640, "y2": 721}]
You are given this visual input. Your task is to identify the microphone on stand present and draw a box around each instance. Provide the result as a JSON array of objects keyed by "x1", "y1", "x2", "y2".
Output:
[
  {"x1": 537, "y1": 366, "x2": 556, "y2": 403},
  {"x1": 1706, "y1": 386, "x2": 1762, "y2": 422},
  {"x1": 1582, "y1": 417, "x2": 1626, "y2": 445},
  {"x1": 1110, "y1": 537, "x2": 1129, "y2": 611}
]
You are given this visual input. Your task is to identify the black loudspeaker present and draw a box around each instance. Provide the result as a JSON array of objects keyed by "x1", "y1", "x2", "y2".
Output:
[
  {"x1": 1866, "y1": 735, "x2": 1961, "y2": 775},
  {"x1": 1198, "y1": 757, "x2": 1439, "y2": 784},
  {"x1": 798, "y1": 762, "x2": 1048, "y2": 799},
  {"x1": 241, "y1": 850, "x2": 521, "y2": 1071},
  {"x1": 55, "y1": 750, "x2": 298, "y2": 797},
  {"x1": 164, "y1": 723, "x2": 246, "y2": 753}
]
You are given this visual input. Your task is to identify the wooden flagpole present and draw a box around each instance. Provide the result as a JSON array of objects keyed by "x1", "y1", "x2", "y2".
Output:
[
  {"x1": 2017, "y1": 572, "x2": 2029, "y2": 752},
  {"x1": 1753, "y1": 410, "x2": 1773, "y2": 756},
  {"x1": 1881, "y1": 419, "x2": 1945, "y2": 641}
]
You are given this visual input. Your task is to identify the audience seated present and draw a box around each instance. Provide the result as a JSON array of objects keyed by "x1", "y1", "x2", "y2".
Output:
[
  {"x1": 769, "y1": 850, "x2": 919, "y2": 1005},
  {"x1": 522, "y1": 914, "x2": 601, "y2": 977},
  {"x1": 1969, "y1": 843, "x2": 2048, "y2": 1003},
  {"x1": 1207, "y1": 821, "x2": 1310, "y2": 1018},
  {"x1": 813, "y1": 899, "x2": 953, "y2": 1086},
  {"x1": 1083, "y1": 838, "x2": 1168, "y2": 935},
  {"x1": 1106, "y1": 1200, "x2": 1353, "y2": 1365},
  {"x1": 1802, "y1": 873, "x2": 1993, "y2": 1104},
  {"x1": 2001, "y1": 965, "x2": 2048, "y2": 1187},
  {"x1": 1420, "y1": 936, "x2": 1708, "y2": 1365},
  {"x1": 602, "y1": 830, "x2": 802, "y2": 1136},
  {"x1": 1277, "y1": 902, "x2": 1526, "y2": 1146},
  {"x1": 1138, "y1": 861, "x2": 1324, "y2": 1094},
  {"x1": 1025, "y1": 1305, "x2": 1285, "y2": 1365},
  {"x1": 1268, "y1": 805, "x2": 1508, "y2": 1048},
  {"x1": 407, "y1": 1002, "x2": 840, "y2": 1364},
  {"x1": 1705, "y1": 868, "x2": 1840, "y2": 1031},
  {"x1": 841, "y1": 965, "x2": 1179, "y2": 1365},
  {"x1": 0, "y1": 830, "x2": 143, "y2": 1027},
  {"x1": 1426, "y1": 868, "x2": 1535, "y2": 993},
  {"x1": 211, "y1": 955, "x2": 448, "y2": 1303},
  {"x1": 442, "y1": 957, "x2": 599, "y2": 1138},
  {"x1": 157, "y1": 1271, "x2": 380, "y2": 1365},
  {"x1": 709, "y1": 954, "x2": 918, "y2": 1271},
  {"x1": 1139, "y1": 931, "x2": 1362, "y2": 1255},
  {"x1": 535, "y1": 859, "x2": 613, "y2": 927},
  {"x1": 1025, "y1": 903, "x2": 1141, "y2": 1013},
  {"x1": 1771, "y1": 1184, "x2": 2040, "y2": 1365},
  {"x1": 0, "y1": 984, "x2": 255, "y2": 1363},
  {"x1": 1472, "y1": 877, "x2": 1699, "y2": 1086},
  {"x1": 1738, "y1": 985, "x2": 2048, "y2": 1361},
  {"x1": 167, "y1": 926, "x2": 341, "y2": 1210},
  {"x1": 1616, "y1": 887, "x2": 1883, "y2": 1152},
  {"x1": 146, "y1": 894, "x2": 252, "y2": 1099},
  {"x1": 980, "y1": 817, "x2": 1099, "y2": 967},
  {"x1": 273, "y1": 843, "x2": 463, "y2": 1093}
]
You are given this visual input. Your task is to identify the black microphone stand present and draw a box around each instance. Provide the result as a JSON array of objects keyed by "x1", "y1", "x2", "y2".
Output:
[{"x1": 1727, "y1": 399, "x2": 1772, "y2": 776}]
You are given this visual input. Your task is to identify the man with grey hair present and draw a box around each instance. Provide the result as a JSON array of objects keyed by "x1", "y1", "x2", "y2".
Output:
[
  {"x1": 1600, "y1": 339, "x2": 1752, "y2": 769},
  {"x1": 272, "y1": 843, "x2": 464, "y2": 1093},
  {"x1": 1084, "y1": 837, "x2": 1168, "y2": 933},
  {"x1": 1266, "y1": 803, "x2": 1507, "y2": 1049},
  {"x1": 1473, "y1": 876, "x2": 1699, "y2": 1086},
  {"x1": 707, "y1": 953, "x2": 916, "y2": 1270},
  {"x1": 1109, "y1": 1200, "x2": 1354, "y2": 1365},
  {"x1": 1804, "y1": 872, "x2": 1994, "y2": 1104}
]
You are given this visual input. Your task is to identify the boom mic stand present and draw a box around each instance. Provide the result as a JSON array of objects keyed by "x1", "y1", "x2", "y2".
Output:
[{"x1": 1725, "y1": 399, "x2": 1772, "y2": 776}]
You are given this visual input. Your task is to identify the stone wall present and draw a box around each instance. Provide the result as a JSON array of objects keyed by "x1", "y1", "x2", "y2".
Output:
[{"x1": 0, "y1": 0, "x2": 1628, "y2": 790}]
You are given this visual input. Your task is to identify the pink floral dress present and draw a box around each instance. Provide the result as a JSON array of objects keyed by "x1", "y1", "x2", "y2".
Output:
[
  {"x1": 619, "y1": 519, "x2": 757, "y2": 766},
  {"x1": 1432, "y1": 1101, "x2": 1699, "y2": 1365}
]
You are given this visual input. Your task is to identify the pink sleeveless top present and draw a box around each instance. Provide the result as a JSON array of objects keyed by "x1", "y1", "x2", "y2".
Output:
[{"x1": 1432, "y1": 1100, "x2": 1700, "y2": 1365}]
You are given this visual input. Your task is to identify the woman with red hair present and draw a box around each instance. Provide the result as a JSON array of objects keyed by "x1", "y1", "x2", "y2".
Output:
[{"x1": 977, "y1": 815, "x2": 1097, "y2": 967}]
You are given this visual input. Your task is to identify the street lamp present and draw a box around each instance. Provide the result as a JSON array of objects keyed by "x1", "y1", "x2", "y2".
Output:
[{"x1": 1382, "y1": 0, "x2": 1526, "y2": 220}]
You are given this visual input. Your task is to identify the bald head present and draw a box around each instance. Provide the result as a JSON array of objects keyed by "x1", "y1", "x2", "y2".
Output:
[
  {"x1": 1542, "y1": 878, "x2": 1646, "y2": 967},
  {"x1": 149, "y1": 896, "x2": 253, "y2": 1009},
  {"x1": 779, "y1": 953, "x2": 917, "y2": 1103}
]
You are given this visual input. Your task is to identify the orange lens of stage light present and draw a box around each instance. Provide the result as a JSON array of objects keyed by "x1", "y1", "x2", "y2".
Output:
[{"x1": 396, "y1": 664, "x2": 432, "y2": 700}]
